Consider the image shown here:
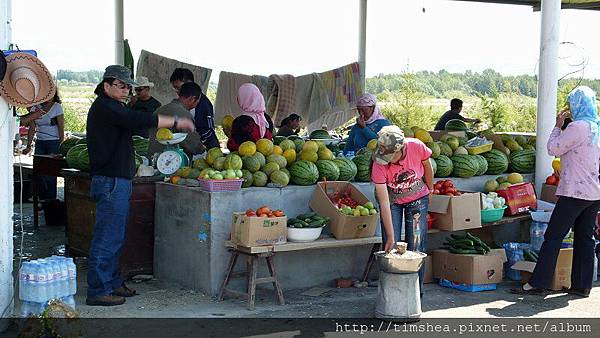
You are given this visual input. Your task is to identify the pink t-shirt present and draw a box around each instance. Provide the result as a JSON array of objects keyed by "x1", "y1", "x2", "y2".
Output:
[
  {"x1": 547, "y1": 121, "x2": 600, "y2": 201},
  {"x1": 371, "y1": 138, "x2": 433, "y2": 205}
]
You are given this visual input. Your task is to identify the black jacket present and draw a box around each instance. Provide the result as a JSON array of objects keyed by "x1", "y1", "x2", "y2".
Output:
[{"x1": 86, "y1": 93, "x2": 158, "y2": 179}]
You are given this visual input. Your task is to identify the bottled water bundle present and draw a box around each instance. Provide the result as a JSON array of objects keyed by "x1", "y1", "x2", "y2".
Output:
[{"x1": 19, "y1": 255, "x2": 77, "y2": 317}]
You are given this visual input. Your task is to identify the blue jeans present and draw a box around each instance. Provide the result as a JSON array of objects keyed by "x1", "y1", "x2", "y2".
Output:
[
  {"x1": 34, "y1": 139, "x2": 60, "y2": 200},
  {"x1": 87, "y1": 175, "x2": 132, "y2": 298},
  {"x1": 381, "y1": 195, "x2": 429, "y2": 293}
]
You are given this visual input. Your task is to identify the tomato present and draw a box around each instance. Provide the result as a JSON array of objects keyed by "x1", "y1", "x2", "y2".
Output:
[
  {"x1": 546, "y1": 175, "x2": 558, "y2": 186},
  {"x1": 434, "y1": 183, "x2": 443, "y2": 190},
  {"x1": 257, "y1": 206, "x2": 271, "y2": 215},
  {"x1": 245, "y1": 208, "x2": 256, "y2": 216},
  {"x1": 433, "y1": 189, "x2": 440, "y2": 195},
  {"x1": 443, "y1": 181, "x2": 454, "y2": 188},
  {"x1": 273, "y1": 210, "x2": 284, "y2": 217}
]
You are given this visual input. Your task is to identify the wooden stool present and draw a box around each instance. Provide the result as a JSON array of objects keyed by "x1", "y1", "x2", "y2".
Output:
[{"x1": 218, "y1": 249, "x2": 285, "y2": 310}]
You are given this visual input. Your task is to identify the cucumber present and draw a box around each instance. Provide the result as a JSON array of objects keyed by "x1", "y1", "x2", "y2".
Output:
[
  {"x1": 466, "y1": 232, "x2": 491, "y2": 252},
  {"x1": 450, "y1": 234, "x2": 467, "y2": 240},
  {"x1": 297, "y1": 212, "x2": 317, "y2": 220},
  {"x1": 308, "y1": 220, "x2": 326, "y2": 228},
  {"x1": 449, "y1": 239, "x2": 474, "y2": 247},
  {"x1": 311, "y1": 215, "x2": 326, "y2": 222},
  {"x1": 287, "y1": 218, "x2": 299, "y2": 224},
  {"x1": 450, "y1": 248, "x2": 479, "y2": 255},
  {"x1": 453, "y1": 243, "x2": 477, "y2": 250}
]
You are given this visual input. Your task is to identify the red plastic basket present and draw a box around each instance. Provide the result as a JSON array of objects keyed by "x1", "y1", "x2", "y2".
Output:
[{"x1": 197, "y1": 178, "x2": 244, "y2": 192}]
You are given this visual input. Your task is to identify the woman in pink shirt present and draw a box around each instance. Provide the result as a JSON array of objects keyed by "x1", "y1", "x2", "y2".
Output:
[
  {"x1": 371, "y1": 125, "x2": 434, "y2": 295},
  {"x1": 512, "y1": 86, "x2": 600, "y2": 297}
]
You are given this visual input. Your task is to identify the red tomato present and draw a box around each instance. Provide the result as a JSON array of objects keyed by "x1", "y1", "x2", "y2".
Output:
[
  {"x1": 433, "y1": 189, "x2": 440, "y2": 195},
  {"x1": 434, "y1": 183, "x2": 443, "y2": 190},
  {"x1": 245, "y1": 209, "x2": 256, "y2": 216},
  {"x1": 443, "y1": 181, "x2": 454, "y2": 188},
  {"x1": 546, "y1": 175, "x2": 558, "y2": 186}
]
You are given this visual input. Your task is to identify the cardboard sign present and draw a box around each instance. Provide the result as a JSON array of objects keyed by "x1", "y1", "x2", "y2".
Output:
[
  {"x1": 231, "y1": 212, "x2": 287, "y2": 247},
  {"x1": 309, "y1": 181, "x2": 378, "y2": 240},
  {"x1": 496, "y1": 182, "x2": 537, "y2": 215},
  {"x1": 428, "y1": 193, "x2": 482, "y2": 231}
]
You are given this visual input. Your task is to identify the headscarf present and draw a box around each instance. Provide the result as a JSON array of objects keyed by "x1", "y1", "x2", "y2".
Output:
[
  {"x1": 568, "y1": 86, "x2": 600, "y2": 145},
  {"x1": 357, "y1": 93, "x2": 386, "y2": 124},
  {"x1": 237, "y1": 83, "x2": 268, "y2": 138}
]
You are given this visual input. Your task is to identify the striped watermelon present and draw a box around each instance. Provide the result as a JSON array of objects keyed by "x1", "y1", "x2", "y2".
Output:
[
  {"x1": 473, "y1": 155, "x2": 488, "y2": 176},
  {"x1": 66, "y1": 144, "x2": 90, "y2": 172},
  {"x1": 59, "y1": 137, "x2": 81, "y2": 157},
  {"x1": 434, "y1": 155, "x2": 453, "y2": 177},
  {"x1": 445, "y1": 119, "x2": 468, "y2": 131},
  {"x1": 451, "y1": 154, "x2": 478, "y2": 178},
  {"x1": 429, "y1": 158, "x2": 437, "y2": 176},
  {"x1": 481, "y1": 149, "x2": 509, "y2": 175},
  {"x1": 333, "y1": 158, "x2": 358, "y2": 181},
  {"x1": 315, "y1": 160, "x2": 340, "y2": 181},
  {"x1": 510, "y1": 149, "x2": 535, "y2": 173},
  {"x1": 353, "y1": 155, "x2": 372, "y2": 182},
  {"x1": 289, "y1": 160, "x2": 319, "y2": 185},
  {"x1": 132, "y1": 136, "x2": 149, "y2": 157}
]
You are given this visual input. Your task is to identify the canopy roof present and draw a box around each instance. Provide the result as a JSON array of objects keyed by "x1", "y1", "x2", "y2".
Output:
[{"x1": 453, "y1": 0, "x2": 600, "y2": 10}]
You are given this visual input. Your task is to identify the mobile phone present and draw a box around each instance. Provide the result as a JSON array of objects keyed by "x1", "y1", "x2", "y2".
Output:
[{"x1": 561, "y1": 117, "x2": 573, "y2": 130}]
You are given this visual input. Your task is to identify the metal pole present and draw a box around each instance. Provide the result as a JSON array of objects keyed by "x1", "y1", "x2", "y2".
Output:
[
  {"x1": 535, "y1": 0, "x2": 561, "y2": 196},
  {"x1": 115, "y1": 0, "x2": 124, "y2": 65},
  {"x1": 358, "y1": 0, "x2": 367, "y2": 87}
]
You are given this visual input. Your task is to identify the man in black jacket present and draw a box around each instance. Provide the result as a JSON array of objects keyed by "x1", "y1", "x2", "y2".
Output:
[
  {"x1": 170, "y1": 68, "x2": 220, "y2": 149},
  {"x1": 86, "y1": 65, "x2": 194, "y2": 306},
  {"x1": 434, "y1": 98, "x2": 480, "y2": 131}
]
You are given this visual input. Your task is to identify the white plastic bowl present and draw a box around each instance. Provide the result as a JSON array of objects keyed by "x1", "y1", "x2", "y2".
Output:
[{"x1": 287, "y1": 227, "x2": 323, "y2": 243}]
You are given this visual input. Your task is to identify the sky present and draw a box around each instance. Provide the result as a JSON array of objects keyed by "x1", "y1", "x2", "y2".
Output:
[{"x1": 10, "y1": 0, "x2": 600, "y2": 80}]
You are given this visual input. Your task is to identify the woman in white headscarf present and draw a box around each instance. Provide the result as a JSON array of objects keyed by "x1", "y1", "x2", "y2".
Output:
[{"x1": 343, "y1": 93, "x2": 391, "y2": 153}]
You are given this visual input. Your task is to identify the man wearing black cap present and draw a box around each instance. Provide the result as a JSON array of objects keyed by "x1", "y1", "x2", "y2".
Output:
[{"x1": 85, "y1": 65, "x2": 195, "y2": 306}]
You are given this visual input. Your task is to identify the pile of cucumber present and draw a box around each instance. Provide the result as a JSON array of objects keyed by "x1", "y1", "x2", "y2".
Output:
[
  {"x1": 288, "y1": 212, "x2": 330, "y2": 228},
  {"x1": 524, "y1": 249, "x2": 539, "y2": 262},
  {"x1": 443, "y1": 232, "x2": 491, "y2": 254}
]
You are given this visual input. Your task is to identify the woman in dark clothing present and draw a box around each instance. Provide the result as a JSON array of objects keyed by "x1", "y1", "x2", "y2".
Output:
[
  {"x1": 227, "y1": 83, "x2": 274, "y2": 151},
  {"x1": 276, "y1": 113, "x2": 302, "y2": 137}
]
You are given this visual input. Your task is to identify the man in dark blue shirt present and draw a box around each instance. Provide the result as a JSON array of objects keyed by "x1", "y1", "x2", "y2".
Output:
[
  {"x1": 434, "y1": 98, "x2": 480, "y2": 131},
  {"x1": 170, "y1": 68, "x2": 220, "y2": 150}
]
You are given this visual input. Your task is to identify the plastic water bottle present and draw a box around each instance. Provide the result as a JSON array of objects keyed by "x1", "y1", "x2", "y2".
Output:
[
  {"x1": 35, "y1": 261, "x2": 48, "y2": 303},
  {"x1": 67, "y1": 258, "x2": 77, "y2": 296},
  {"x1": 51, "y1": 256, "x2": 69, "y2": 297},
  {"x1": 530, "y1": 221, "x2": 547, "y2": 252}
]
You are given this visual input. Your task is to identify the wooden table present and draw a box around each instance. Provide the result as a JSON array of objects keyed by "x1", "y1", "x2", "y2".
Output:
[
  {"x1": 32, "y1": 155, "x2": 69, "y2": 228},
  {"x1": 427, "y1": 214, "x2": 532, "y2": 234},
  {"x1": 220, "y1": 236, "x2": 382, "y2": 309}
]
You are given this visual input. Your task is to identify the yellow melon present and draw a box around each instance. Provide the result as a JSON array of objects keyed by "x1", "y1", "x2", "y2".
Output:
[
  {"x1": 272, "y1": 145, "x2": 283, "y2": 156},
  {"x1": 282, "y1": 149, "x2": 296, "y2": 165},
  {"x1": 238, "y1": 141, "x2": 257, "y2": 157},
  {"x1": 303, "y1": 140, "x2": 319, "y2": 153},
  {"x1": 256, "y1": 138, "x2": 274, "y2": 156},
  {"x1": 300, "y1": 150, "x2": 318, "y2": 163}
]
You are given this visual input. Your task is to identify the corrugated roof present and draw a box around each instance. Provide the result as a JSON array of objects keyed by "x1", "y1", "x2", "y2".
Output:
[{"x1": 452, "y1": 0, "x2": 600, "y2": 11}]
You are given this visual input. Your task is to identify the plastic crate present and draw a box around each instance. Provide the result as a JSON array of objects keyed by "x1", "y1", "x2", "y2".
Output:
[
  {"x1": 466, "y1": 143, "x2": 493, "y2": 155},
  {"x1": 481, "y1": 206, "x2": 507, "y2": 223},
  {"x1": 197, "y1": 178, "x2": 243, "y2": 192}
]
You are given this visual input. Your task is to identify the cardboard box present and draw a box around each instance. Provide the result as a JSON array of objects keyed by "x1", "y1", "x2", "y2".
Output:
[
  {"x1": 231, "y1": 212, "x2": 287, "y2": 247},
  {"x1": 423, "y1": 255, "x2": 433, "y2": 284},
  {"x1": 309, "y1": 181, "x2": 378, "y2": 239},
  {"x1": 511, "y1": 248, "x2": 572, "y2": 291},
  {"x1": 432, "y1": 249, "x2": 506, "y2": 285},
  {"x1": 428, "y1": 193, "x2": 482, "y2": 231},
  {"x1": 429, "y1": 130, "x2": 466, "y2": 141},
  {"x1": 540, "y1": 184, "x2": 559, "y2": 204}
]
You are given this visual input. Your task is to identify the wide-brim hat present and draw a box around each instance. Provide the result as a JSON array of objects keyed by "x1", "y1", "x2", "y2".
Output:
[{"x1": 0, "y1": 52, "x2": 56, "y2": 107}]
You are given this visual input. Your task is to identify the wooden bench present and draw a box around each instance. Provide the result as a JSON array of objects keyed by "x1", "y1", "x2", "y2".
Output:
[{"x1": 219, "y1": 236, "x2": 382, "y2": 310}]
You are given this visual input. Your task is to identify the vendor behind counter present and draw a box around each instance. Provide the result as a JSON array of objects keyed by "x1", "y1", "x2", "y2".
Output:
[{"x1": 344, "y1": 93, "x2": 390, "y2": 154}]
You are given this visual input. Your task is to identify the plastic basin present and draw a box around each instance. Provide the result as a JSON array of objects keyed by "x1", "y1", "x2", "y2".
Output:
[
  {"x1": 287, "y1": 227, "x2": 323, "y2": 242},
  {"x1": 481, "y1": 206, "x2": 507, "y2": 223}
]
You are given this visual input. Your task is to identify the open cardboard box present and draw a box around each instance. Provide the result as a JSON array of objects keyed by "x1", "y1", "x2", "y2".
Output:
[
  {"x1": 511, "y1": 248, "x2": 572, "y2": 291},
  {"x1": 231, "y1": 212, "x2": 287, "y2": 247},
  {"x1": 423, "y1": 255, "x2": 434, "y2": 284},
  {"x1": 540, "y1": 184, "x2": 559, "y2": 204},
  {"x1": 309, "y1": 181, "x2": 378, "y2": 239},
  {"x1": 429, "y1": 192, "x2": 482, "y2": 231},
  {"x1": 433, "y1": 248, "x2": 507, "y2": 285}
]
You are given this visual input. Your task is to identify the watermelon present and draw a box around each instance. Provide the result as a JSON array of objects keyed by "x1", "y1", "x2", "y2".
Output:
[
  {"x1": 481, "y1": 149, "x2": 509, "y2": 175},
  {"x1": 356, "y1": 148, "x2": 373, "y2": 157},
  {"x1": 66, "y1": 144, "x2": 90, "y2": 171},
  {"x1": 451, "y1": 154, "x2": 478, "y2": 178},
  {"x1": 429, "y1": 158, "x2": 437, "y2": 176},
  {"x1": 333, "y1": 158, "x2": 358, "y2": 181},
  {"x1": 242, "y1": 155, "x2": 261, "y2": 173},
  {"x1": 473, "y1": 155, "x2": 488, "y2": 176},
  {"x1": 273, "y1": 136, "x2": 286, "y2": 145},
  {"x1": 315, "y1": 160, "x2": 340, "y2": 181},
  {"x1": 434, "y1": 155, "x2": 453, "y2": 178},
  {"x1": 445, "y1": 119, "x2": 468, "y2": 131},
  {"x1": 132, "y1": 136, "x2": 149, "y2": 157},
  {"x1": 437, "y1": 141, "x2": 452, "y2": 157},
  {"x1": 289, "y1": 160, "x2": 319, "y2": 185},
  {"x1": 293, "y1": 139, "x2": 305, "y2": 153},
  {"x1": 59, "y1": 137, "x2": 81, "y2": 157},
  {"x1": 223, "y1": 154, "x2": 243, "y2": 170},
  {"x1": 267, "y1": 154, "x2": 288, "y2": 169},
  {"x1": 510, "y1": 149, "x2": 535, "y2": 173},
  {"x1": 353, "y1": 155, "x2": 372, "y2": 182},
  {"x1": 426, "y1": 142, "x2": 441, "y2": 159},
  {"x1": 253, "y1": 171, "x2": 268, "y2": 187},
  {"x1": 270, "y1": 170, "x2": 290, "y2": 186},
  {"x1": 310, "y1": 129, "x2": 331, "y2": 139},
  {"x1": 241, "y1": 169, "x2": 254, "y2": 188}
]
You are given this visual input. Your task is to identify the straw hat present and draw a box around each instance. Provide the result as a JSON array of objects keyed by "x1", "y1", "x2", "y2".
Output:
[
  {"x1": 0, "y1": 52, "x2": 56, "y2": 107},
  {"x1": 134, "y1": 76, "x2": 154, "y2": 88}
]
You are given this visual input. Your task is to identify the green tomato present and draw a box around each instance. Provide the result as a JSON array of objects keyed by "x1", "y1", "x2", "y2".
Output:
[
  {"x1": 360, "y1": 208, "x2": 370, "y2": 216},
  {"x1": 365, "y1": 202, "x2": 374, "y2": 210},
  {"x1": 353, "y1": 209, "x2": 361, "y2": 217},
  {"x1": 369, "y1": 208, "x2": 378, "y2": 215}
]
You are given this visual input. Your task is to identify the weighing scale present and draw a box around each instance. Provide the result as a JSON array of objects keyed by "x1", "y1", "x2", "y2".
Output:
[{"x1": 156, "y1": 133, "x2": 189, "y2": 176}]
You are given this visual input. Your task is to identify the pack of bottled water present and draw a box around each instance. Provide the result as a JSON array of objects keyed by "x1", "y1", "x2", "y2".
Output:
[{"x1": 19, "y1": 255, "x2": 77, "y2": 317}]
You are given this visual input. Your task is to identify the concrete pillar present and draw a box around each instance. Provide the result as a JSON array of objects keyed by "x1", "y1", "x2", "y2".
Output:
[
  {"x1": 115, "y1": 0, "x2": 124, "y2": 65},
  {"x1": 358, "y1": 0, "x2": 367, "y2": 87},
  {"x1": 535, "y1": 0, "x2": 561, "y2": 196},
  {"x1": 0, "y1": 1, "x2": 14, "y2": 330}
]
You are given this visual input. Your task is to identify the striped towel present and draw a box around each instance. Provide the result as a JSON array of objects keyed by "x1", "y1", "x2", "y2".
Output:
[{"x1": 267, "y1": 74, "x2": 296, "y2": 126}]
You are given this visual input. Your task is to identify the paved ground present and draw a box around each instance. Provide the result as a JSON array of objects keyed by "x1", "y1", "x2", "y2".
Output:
[{"x1": 8, "y1": 191, "x2": 600, "y2": 320}]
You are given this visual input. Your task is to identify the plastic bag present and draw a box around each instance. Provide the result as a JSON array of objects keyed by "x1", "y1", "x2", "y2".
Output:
[{"x1": 503, "y1": 242, "x2": 531, "y2": 281}]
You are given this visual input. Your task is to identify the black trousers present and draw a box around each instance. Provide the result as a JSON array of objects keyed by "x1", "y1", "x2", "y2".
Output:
[{"x1": 529, "y1": 196, "x2": 600, "y2": 290}]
